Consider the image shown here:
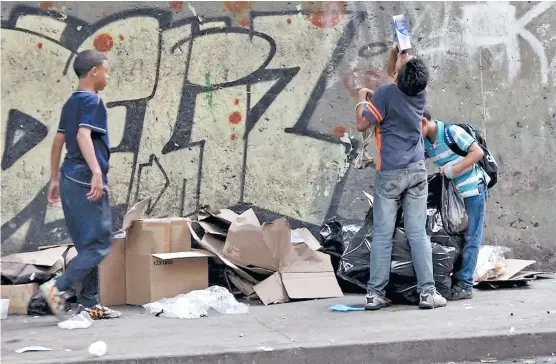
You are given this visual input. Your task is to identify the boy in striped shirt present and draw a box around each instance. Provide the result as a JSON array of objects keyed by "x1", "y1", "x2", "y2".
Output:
[{"x1": 422, "y1": 110, "x2": 489, "y2": 300}]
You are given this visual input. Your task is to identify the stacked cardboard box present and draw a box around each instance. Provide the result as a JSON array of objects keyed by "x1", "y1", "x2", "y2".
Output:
[{"x1": 99, "y1": 199, "x2": 214, "y2": 306}]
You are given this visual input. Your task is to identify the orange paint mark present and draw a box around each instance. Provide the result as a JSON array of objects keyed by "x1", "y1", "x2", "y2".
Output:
[
  {"x1": 93, "y1": 33, "x2": 114, "y2": 53},
  {"x1": 234, "y1": 97, "x2": 240, "y2": 105},
  {"x1": 286, "y1": 18, "x2": 292, "y2": 24},
  {"x1": 37, "y1": 42, "x2": 43, "y2": 49},
  {"x1": 231, "y1": 133, "x2": 237, "y2": 141},
  {"x1": 118, "y1": 34, "x2": 125, "y2": 41},
  {"x1": 39, "y1": 1, "x2": 54, "y2": 10},
  {"x1": 228, "y1": 111, "x2": 242, "y2": 125},
  {"x1": 223, "y1": 1, "x2": 252, "y2": 14},
  {"x1": 168, "y1": 1, "x2": 184, "y2": 13},
  {"x1": 306, "y1": 1, "x2": 346, "y2": 28},
  {"x1": 239, "y1": 16, "x2": 250, "y2": 27},
  {"x1": 333, "y1": 125, "x2": 347, "y2": 137}
]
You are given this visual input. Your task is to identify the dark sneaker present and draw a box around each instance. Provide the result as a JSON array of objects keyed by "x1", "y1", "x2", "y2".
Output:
[
  {"x1": 365, "y1": 293, "x2": 391, "y2": 311},
  {"x1": 419, "y1": 289, "x2": 448, "y2": 309},
  {"x1": 80, "y1": 304, "x2": 122, "y2": 319},
  {"x1": 448, "y1": 286, "x2": 473, "y2": 301},
  {"x1": 39, "y1": 279, "x2": 69, "y2": 320}
]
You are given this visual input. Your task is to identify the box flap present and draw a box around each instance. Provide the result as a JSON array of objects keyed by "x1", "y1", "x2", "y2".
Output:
[
  {"x1": 253, "y1": 272, "x2": 290, "y2": 305},
  {"x1": 188, "y1": 221, "x2": 259, "y2": 284},
  {"x1": 279, "y1": 244, "x2": 333, "y2": 273},
  {"x1": 222, "y1": 210, "x2": 279, "y2": 271},
  {"x1": 121, "y1": 198, "x2": 150, "y2": 231},
  {"x1": 1, "y1": 246, "x2": 68, "y2": 267},
  {"x1": 291, "y1": 228, "x2": 322, "y2": 251},
  {"x1": 487, "y1": 259, "x2": 536, "y2": 281},
  {"x1": 225, "y1": 269, "x2": 256, "y2": 296},
  {"x1": 38, "y1": 242, "x2": 73, "y2": 250},
  {"x1": 218, "y1": 209, "x2": 239, "y2": 223},
  {"x1": 198, "y1": 221, "x2": 228, "y2": 236},
  {"x1": 281, "y1": 271, "x2": 343, "y2": 299},
  {"x1": 151, "y1": 249, "x2": 215, "y2": 260}
]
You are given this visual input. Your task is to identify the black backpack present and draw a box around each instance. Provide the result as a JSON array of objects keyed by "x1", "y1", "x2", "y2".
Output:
[{"x1": 443, "y1": 123, "x2": 498, "y2": 189}]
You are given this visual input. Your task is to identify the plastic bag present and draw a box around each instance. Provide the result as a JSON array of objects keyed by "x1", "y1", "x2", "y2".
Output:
[
  {"x1": 336, "y1": 207, "x2": 373, "y2": 290},
  {"x1": 57, "y1": 311, "x2": 93, "y2": 330},
  {"x1": 440, "y1": 177, "x2": 468, "y2": 235},
  {"x1": 143, "y1": 286, "x2": 249, "y2": 319},
  {"x1": 473, "y1": 245, "x2": 510, "y2": 283}
]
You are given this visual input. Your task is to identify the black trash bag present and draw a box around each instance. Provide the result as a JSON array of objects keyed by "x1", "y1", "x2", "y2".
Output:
[
  {"x1": 440, "y1": 177, "x2": 468, "y2": 235},
  {"x1": 27, "y1": 292, "x2": 52, "y2": 316},
  {"x1": 427, "y1": 208, "x2": 465, "y2": 272},
  {"x1": 337, "y1": 207, "x2": 373, "y2": 290},
  {"x1": 387, "y1": 226, "x2": 459, "y2": 305},
  {"x1": 319, "y1": 220, "x2": 346, "y2": 257}
]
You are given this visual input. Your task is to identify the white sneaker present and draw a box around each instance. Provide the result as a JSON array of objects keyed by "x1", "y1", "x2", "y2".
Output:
[{"x1": 418, "y1": 289, "x2": 447, "y2": 309}]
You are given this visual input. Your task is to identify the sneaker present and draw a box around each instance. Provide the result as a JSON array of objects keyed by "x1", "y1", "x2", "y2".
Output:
[
  {"x1": 448, "y1": 286, "x2": 473, "y2": 301},
  {"x1": 419, "y1": 289, "x2": 448, "y2": 309},
  {"x1": 79, "y1": 304, "x2": 122, "y2": 320},
  {"x1": 39, "y1": 279, "x2": 69, "y2": 319},
  {"x1": 365, "y1": 293, "x2": 391, "y2": 311}
]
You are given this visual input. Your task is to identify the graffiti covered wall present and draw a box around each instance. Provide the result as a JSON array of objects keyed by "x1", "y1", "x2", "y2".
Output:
[{"x1": 1, "y1": 1, "x2": 555, "y2": 269}]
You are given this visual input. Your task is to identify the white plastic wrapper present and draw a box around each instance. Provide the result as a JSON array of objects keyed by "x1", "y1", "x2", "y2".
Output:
[
  {"x1": 57, "y1": 311, "x2": 93, "y2": 330},
  {"x1": 143, "y1": 286, "x2": 249, "y2": 319},
  {"x1": 473, "y1": 245, "x2": 510, "y2": 283}
]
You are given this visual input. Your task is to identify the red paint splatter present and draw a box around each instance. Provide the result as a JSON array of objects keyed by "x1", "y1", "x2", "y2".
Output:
[
  {"x1": 168, "y1": 1, "x2": 184, "y2": 13},
  {"x1": 286, "y1": 18, "x2": 292, "y2": 24},
  {"x1": 333, "y1": 125, "x2": 347, "y2": 137},
  {"x1": 37, "y1": 42, "x2": 43, "y2": 49},
  {"x1": 93, "y1": 33, "x2": 114, "y2": 53},
  {"x1": 228, "y1": 111, "x2": 242, "y2": 125},
  {"x1": 39, "y1": 1, "x2": 54, "y2": 10},
  {"x1": 239, "y1": 16, "x2": 250, "y2": 28},
  {"x1": 306, "y1": 1, "x2": 346, "y2": 28},
  {"x1": 231, "y1": 133, "x2": 237, "y2": 141},
  {"x1": 234, "y1": 97, "x2": 240, "y2": 105},
  {"x1": 118, "y1": 34, "x2": 125, "y2": 41},
  {"x1": 223, "y1": 1, "x2": 252, "y2": 14}
]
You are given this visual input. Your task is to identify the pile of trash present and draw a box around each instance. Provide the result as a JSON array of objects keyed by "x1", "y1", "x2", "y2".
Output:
[{"x1": 320, "y1": 173, "x2": 547, "y2": 304}]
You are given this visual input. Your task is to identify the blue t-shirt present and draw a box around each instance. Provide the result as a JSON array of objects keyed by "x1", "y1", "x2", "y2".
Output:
[
  {"x1": 362, "y1": 83, "x2": 426, "y2": 171},
  {"x1": 58, "y1": 90, "x2": 110, "y2": 186}
]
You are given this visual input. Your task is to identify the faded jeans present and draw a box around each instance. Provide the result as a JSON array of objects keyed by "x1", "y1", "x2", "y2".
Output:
[
  {"x1": 367, "y1": 161, "x2": 435, "y2": 297},
  {"x1": 454, "y1": 182, "x2": 488, "y2": 290},
  {"x1": 55, "y1": 174, "x2": 112, "y2": 307}
]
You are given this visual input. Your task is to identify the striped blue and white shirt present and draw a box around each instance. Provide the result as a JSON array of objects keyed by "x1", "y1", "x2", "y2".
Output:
[{"x1": 424, "y1": 120, "x2": 489, "y2": 198}]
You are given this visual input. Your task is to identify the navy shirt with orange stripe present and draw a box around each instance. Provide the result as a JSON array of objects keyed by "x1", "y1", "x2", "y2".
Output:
[{"x1": 362, "y1": 83, "x2": 427, "y2": 171}]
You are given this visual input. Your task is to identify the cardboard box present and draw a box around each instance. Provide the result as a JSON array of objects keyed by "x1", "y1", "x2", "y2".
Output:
[
  {"x1": 125, "y1": 249, "x2": 214, "y2": 305},
  {"x1": 1, "y1": 283, "x2": 38, "y2": 315},
  {"x1": 99, "y1": 238, "x2": 126, "y2": 306}
]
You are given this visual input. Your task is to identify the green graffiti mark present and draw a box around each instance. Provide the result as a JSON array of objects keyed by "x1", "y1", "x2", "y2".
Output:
[{"x1": 204, "y1": 71, "x2": 213, "y2": 109}]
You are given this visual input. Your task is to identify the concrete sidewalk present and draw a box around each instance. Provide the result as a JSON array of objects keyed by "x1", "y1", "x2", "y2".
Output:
[{"x1": 2, "y1": 280, "x2": 555, "y2": 364}]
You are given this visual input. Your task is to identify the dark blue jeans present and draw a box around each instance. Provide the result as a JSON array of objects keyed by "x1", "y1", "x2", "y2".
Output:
[
  {"x1": 368, "y1": 161, "x2": 435, "y2": 296},
  {"x1": 55, "y1": 174, "x2": 112, "y2": 307},
  {"x1": 454, "y1": 182, "x2": 488, "y2": 290}
]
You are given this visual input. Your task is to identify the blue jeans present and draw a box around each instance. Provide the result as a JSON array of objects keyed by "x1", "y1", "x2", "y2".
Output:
[
  {"x1": 454, "y1": 182, "x2": 488, "y2": 290},
  {"x1": 368, "y1": 161, "x2": 435, "y2": 296},
  {"x1": 55, "y1": 174, "x2": 112, "y2": 307}
]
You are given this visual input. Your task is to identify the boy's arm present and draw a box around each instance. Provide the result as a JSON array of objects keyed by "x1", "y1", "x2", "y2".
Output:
[
  {"x1": 386, "y1": 44, "x2": 399, "y2": 78},
  {"x1": 47, "y1": 132, "x2": 65, "y2": 204},
  {"x1": 444, "y1": 126, "x2": 484, "y2": 178},
  {"x1": 355, "y1": 86, "x2": 387, "y2": 131}
]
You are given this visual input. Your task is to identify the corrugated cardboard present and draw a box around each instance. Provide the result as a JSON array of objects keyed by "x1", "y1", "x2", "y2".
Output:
[
  {"x1": 486, "y1": 259, "x2": 536, "y2": 281},
  {"x1": 0, "y1": 283, "x2": 38, "y2": 315},
  {"x1": 291, "y1": 228, "x2": 322, "y2": 252},
  {"x1": 222, "y1": 209, "x2": 278, "y2": 271},
  {"x1": 126, "y1": 217, "x2": 191, "y2": 255},
  {"x1": 125, "y1": 249, "x2": 214, "y2": 305},
  {"x1": 99, "y1": 238, "x2": 126, "y2": 306},
  {"x1": 253, "y1": 219, "x2": 343, "y2": 305},
  {"x1": 1, "y1": 246, "x2": 71, "y2": 285}
]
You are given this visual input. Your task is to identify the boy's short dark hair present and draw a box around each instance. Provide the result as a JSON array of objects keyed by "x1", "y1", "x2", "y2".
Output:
[
  {"x1": 423, "y1": 108, "x2": 432, "y2": 121},
  {"x1": 397, "y1": 56, "x2": 429, "y2": 97},
  {"x1": 73, "y1": 50, "x2": 107, "y2": 78}
]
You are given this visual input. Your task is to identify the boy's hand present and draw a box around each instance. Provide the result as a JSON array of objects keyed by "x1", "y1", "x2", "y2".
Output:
[
  {"x1": 358, "y1": 88, "x2": 373, "y2": 101},
  {"x1": 87, "y1": 172, "x2": 104, "y2": 201},
  {"x1": 47, "y1": 179, "x2": 61, "y2": 206}
]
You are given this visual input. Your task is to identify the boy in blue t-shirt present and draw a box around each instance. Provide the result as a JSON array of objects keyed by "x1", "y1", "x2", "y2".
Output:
[
  {"x1": 422, "y1": 110, "x2": 489, "y2": 300},
  {"x1": 42, "y1": 50, "x2": 120, "y2": 320}
]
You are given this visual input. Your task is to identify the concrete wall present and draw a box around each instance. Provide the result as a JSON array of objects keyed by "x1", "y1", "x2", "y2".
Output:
[{"x1": 1, "y1": 1, "x2": 555, "y2": 269}]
